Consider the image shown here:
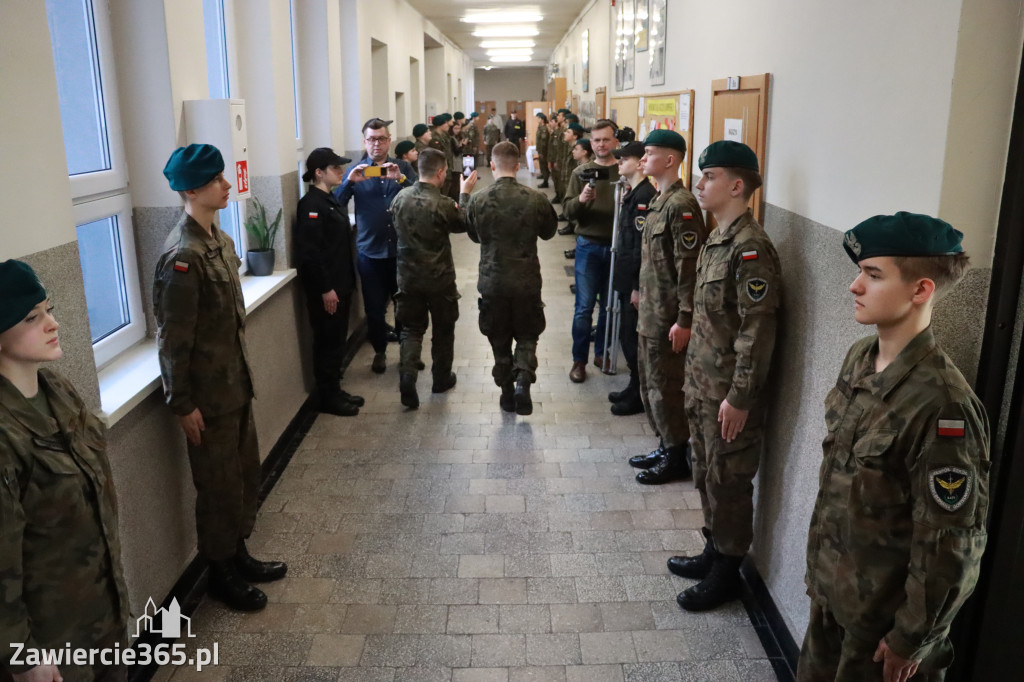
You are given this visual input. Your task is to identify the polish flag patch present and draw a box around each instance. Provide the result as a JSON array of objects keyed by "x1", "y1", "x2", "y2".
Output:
[
  {"x1": 308, "y1": 212, "x2": 319, "y2": 219},
  {"x1": 173, "y1": 260, "x2": 189, "y2": 273},
  {"x1": 638, "y1": 204, "x2": 648, "y2": 211},
  {"x1": 682, "y1": 212, "x2": 693, "y2": 220},
  {"x1": 742, "y1": 251, "x2": 758, "y2": 261},
  {"x1": 937, "y1": 419, "x2": 965, "y2": 437}
]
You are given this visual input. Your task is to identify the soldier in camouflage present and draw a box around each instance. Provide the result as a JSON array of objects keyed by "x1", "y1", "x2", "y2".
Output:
[
  {"x1": 483, "y1": 115, "x2": 501, "y2": 164},
  {"x1": 798, "y1": 213, "x2": 989, "y2": 682},
  {"x1": 464, "y1": 112, "x2": 481, "y2": 166},
  {"x1": 466, "y1": 141, "x2": 558, "y2": 415},
  {"x1": 428, "y1": 113, "x2": 454, "y2": 195},
  {"x1": 154, "y1": 144, "x2": 286, "y2": 613},
  {"x1": 389, "y1": 147, "x2": 477, "y2": 409},
  {"x1": 627, "y1": 130, "x2": 706, "y2": 486},
  {"x1": 670, "y1": 141, "x2": 781, "y2": 612},
  {"x1": 413, "y1": 123, "x2": 432, "y2": 155},
  {"x1": 0, "y1": 260, "x2": 129, "y2": 682},
  {"x1": 549, "y1": 110, "x2": 569, "y2": 204}
]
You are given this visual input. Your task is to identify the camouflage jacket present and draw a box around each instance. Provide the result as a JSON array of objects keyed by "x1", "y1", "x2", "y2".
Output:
[
  {"x1": 637, "y1": 180, "x2": 706, "y2": 337},
  {"x1": 564, "y1": 161, "x2": 620, "y2": 242},
  {"x1": 415, "y1": 139, "x2": 430, "y2": 154},
  {"x1": 0, "y1": 370, "x2": 129, "y2": 674},
  {"x1": 483, "y1": 122, "x2": 501, "y2": 146},
  {"x1": 429, "y1": 128, "x2": 455, "y2": 170},
  {"x1": 390, "y1": 182, "x2": 469, "y2": 295},
  {"x1": 805, "y1": 327, "x2": 989, "y2": 662},
  {"x1": 464, "y1": 124, "x2": 480, "y2": 154},
  {"x1": 685, "y1": 209, "x2": 780, "y2": 409},
  {"x1": 535, "y1": 124, "x2": 549, "y2": 158},
  {"x1": 153, "y1": 213, "x2": 253, "y2": 417},
  {"x1": 550, "y1": 126, "x2": 566, "y2": 168},
  {"x1": 466, "y1": 177, "x2": 558, "y2": 299}
]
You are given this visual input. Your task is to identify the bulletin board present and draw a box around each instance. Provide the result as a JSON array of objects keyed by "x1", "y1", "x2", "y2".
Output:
[
  {"x1": 609, "y1": 90, "x2": 695, "y2": 188},
  {"x1": 709, "y1": 73, "x2": 770, "y2": 223}
]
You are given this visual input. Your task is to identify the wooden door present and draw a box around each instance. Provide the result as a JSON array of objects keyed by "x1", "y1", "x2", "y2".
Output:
[
  {"x1": 709, "y1": 74, "x2": 770, "y2": 223},
  {"x1": 596, "y1": 87, "x2": 607, "y2": 120}
]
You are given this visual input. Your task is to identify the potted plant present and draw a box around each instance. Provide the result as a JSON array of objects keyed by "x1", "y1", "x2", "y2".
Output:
[{"x1": 243, "y1": 197, "x2": 282, "y2": 276}]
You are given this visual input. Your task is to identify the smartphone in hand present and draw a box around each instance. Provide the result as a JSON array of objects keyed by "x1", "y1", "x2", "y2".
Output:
[
  {"x1": 462, "y1": 155, "x2": 475, "y2": 178},
  {"x1": 363, "y1": 166, "x2": 384, "y2": 178}
]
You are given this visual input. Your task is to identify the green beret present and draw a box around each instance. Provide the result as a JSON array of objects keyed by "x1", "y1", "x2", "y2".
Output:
[
  {"x1": 567, "y1": 123, "x2": 585, "y2": 135},
  {"x1": 163, "y1": 143, "x2": 225, "y2": 191},
  {"x1": 566, "y1": 114, "x2": 579, "y2": 123},
  {"x1": 0, "y1": 260, "x2": 47, "y2": 334},
  {"x1": 432, "y1": 113, "x2": 451, "y2": 126},
  {"x1": 843, "y1": 212, "x2": 964, "y2": 263},
  {"x1": 698, "y1": 140, "x2": 759, "y2": 172},
  {"x1": 557, "y1": 108, "x2": 571, "y2": 115},
  {"x1": 394, "y1": 140, "x2": 415, "y2": 158},
  {"x1": 470, "y1": 112, "x2": 479, "y2": 118},
  {"x1": 643, "y1": 129, "x2": 686, "y2": 154},
  {"x1": 453, "y1": 111, "x2": 465, "y2": 120},
  {"x1": 412, "y1": 123, "x2": 429, "y2": 138}
]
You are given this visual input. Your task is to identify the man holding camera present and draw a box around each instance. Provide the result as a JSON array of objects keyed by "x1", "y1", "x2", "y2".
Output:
[{"x1": 563, "y1": 119, "x2": 620, "y2": 383}]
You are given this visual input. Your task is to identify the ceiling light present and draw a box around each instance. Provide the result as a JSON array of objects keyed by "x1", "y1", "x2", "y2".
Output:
[
  {"x1": 472, "y1": 26, "x2": 539, "y2": 38},
  {"x1": 489, "y1": 56, "x2": 532, "y2": 63},
  {"x1": 462, "y1": 11, "x2": 542, "y2": 24},
  {"x1": 486, "y1": 48, "x2": 534, "y2": 57},
  {"x1": 479, "y1": 40, "x2": 535, "y2": 48}
]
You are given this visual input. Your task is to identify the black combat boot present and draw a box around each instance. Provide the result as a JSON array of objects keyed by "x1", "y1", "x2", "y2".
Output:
[
  {"x1": 208, "y1": 559, "x2": 267, "y2": 611},
  {"x1": 636, "y1": 444, "x2": 692, "y2": 484},
  {"x1": 319, "y1": 390, "x2": 359, "y2": 417},
  {"x1": 432, "y1": 372, "x2": 457, "y2": 393},
  {"x1": 538, "y1": 180, "x2": 549, "y2": 188},
  {"x1": 338, "y1": 389, "x2": 365, "y2": 407},
  {"x1": 499, "y1": 382, "x2": 515, "y2": 413},
  {"x1": 611, "y1": 392, "x2": 644, "y2": 416},
  {"x1": 514, "y1": 377, "x2": 533, "y2": 416},
  {"x1": 628, "y1": 439, "x2": 665, "y2": 469},
  {"x1": 676, "y1": 553, "x2": 743, "y2": 612},
  {"x1": 608, "y1": 375, "x2": 639, "y2": 403},
  {"x1": 235, "y1": 540, "x2": 288, "y2": 582},
  {"x1": 667, "y1": 527, "x2": 716, "y2": 579},
  {"x1": 399, "y1": 372, "x2": 419, "y2": 409}
]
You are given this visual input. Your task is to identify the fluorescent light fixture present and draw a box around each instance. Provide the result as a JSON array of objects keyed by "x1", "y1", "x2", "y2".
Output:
[
  {"x1": 472, "y1": 26, "x2": 539, "y2": 38},
  {"x1": 486, "y1": 48, "x2": 534, "y2": 57},
  {"x1": 479, "y1": 39, "x2": 535, "y2": 48},
  {"x1": 490, "y1": 56, "x2": 532, "y2": 63},
  {"x1": 462, "y1": 11, "x2": 542, "y2": 24}
]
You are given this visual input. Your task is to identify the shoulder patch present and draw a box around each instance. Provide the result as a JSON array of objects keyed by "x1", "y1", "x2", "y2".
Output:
[
  {"x1": 635, "y1": 216, "x2": 646, "y2": 231},
  {"x1": 930, "y1": 466, "x2": 972, "y2": 511},
  {"x1": 173, "y1": 260, "x2": 190, "y2": 273},
  {"x1": 681, "y1": 231, "x2": 698, "y2": 249},
  {"x1": 746, "y1": 277, "x2": 768, "y2": 302},
  {"x1": 937, "y1": 419, "x2": 965, "y2": 437},
  {"x1": 741, "y1": 250, "x2": 758, "y2": 261},
  {"x1": 308, "y1": 212, "x2": 319, "y2": 219},
  {"x1": 682, "y1": 211, "x2": 693, "y2": 220}
]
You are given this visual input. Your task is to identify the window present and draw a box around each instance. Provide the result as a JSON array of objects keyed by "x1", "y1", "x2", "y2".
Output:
[{"x1": 46, "y1": 0, "x2": 143, "y2": 366}]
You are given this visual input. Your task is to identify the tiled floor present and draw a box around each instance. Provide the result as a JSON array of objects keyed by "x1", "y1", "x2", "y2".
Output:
[{"x1": 156, "y1": 169, "x2": 778, "y2": 682}]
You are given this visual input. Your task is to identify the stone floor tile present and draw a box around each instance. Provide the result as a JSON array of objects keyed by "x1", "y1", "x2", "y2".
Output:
[
  {"x1": 598, "y1": 603, "x2": 656, "y2": 632},
  {"x1": 459, "y1": 554, "x2": 506, "y2": 578},
  {"x1": 676, "y1": 660, "x2": 742, "y2": 681},
  {"x1": 394, "y1": 665, "x2": 453, "y2": 682},
  {"x1": 733, "y1": 659, "x2": 779, "y2": 681},
  {"x1": 394, "y1": 604, "x2": 449, "y2": 634},
  {"x1": 526, "y1": 578, "x2": 578, "y2": 604},
  {"x1": 479, "y1": 578, "x2": 528, "y2": 604},
  {"x1": 303, "y1": 633, "x2": 365, "y2": 666},
  {"x1": 575, "y1": 577, "x2": 628, "y2": 603},
  {"x1": 379, "y1": 578, "x2": 432, "y2": 605},
  {"x1": 564, "y1": 665, "x2": 624, "y2": 682},
  {"x1": 307, "y1": 532, "x2": 356, "y2": 554},
  {"x1": 504, "y1": 554, "x2": 552, "y2": 578},
  {"x1": 429, "y1": 578, "x2": 480, "y2": 604},
  {"x1": 498, "y1": 604, "x2": 551, "y2": 634},
  {"x1": 224, "y1": 665, "x2": 288, "y2": 681},
  {"x1": 508, "y1": 666, "x2": 566, "y2": 682},
  {"x1": 289, "y1": 604, "x2": 346, "y2": 634},
  {"x1": 550, "y1": 553, "x2": 599, "y2": 577},
  {"x1": 335, "y1": 668, "x2": 395, "y2": 682},
  {"x1": 579, "y1": 632, "x2": 638, "y2": 664},
  {"x1": 453, "y1": 668, "x2": 509, "y2": 682},
  {"x1": 631, "y1": 629, "x2": 689, "y2": 662},
  {"x1": 471, "y1": 634, "x2": 527, "y2": 667},
  {"x1": 360, "y1": 634, "x2": 424, "y2": 667},
  {"x1": 549, "y1": 603, "x2": 603, "y2": 633},
  {"x1": 275, "y1": 578, "x2": 336, "y2": 604},
  {"x1": 525, "y1": 633, "x2": 582, "y2": 666},
  {"x1": 449, "y1": 605, "x2": 500, "y2": 634},
  {"x1": 341, "y1": 604, "x2": 397, "y2": 634},
  {"x1": 622, "y1": 662, "x2": 682, "y2": 682},
  {"x1": 411, "y1": 553, "x2": 462, "y2": 578}
]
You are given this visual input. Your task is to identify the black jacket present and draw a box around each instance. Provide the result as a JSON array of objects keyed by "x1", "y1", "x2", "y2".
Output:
[
  {"x1": 613, "y1": 178, "x2": 657, "y2": 294},
  {"x1": 504, "y1": 118, "x2": 525, "y2": 142},
  {"x1": 295, "y1": 186, "x2": 357, "y2": 296}
]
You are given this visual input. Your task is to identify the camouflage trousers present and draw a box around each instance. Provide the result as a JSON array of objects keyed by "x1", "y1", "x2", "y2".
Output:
[
  {"x1": 685, "y1": 396, "x2": 764, "y2": 556},
  {"x1": 538, "y1": 154, "x2": 549, "y2": 180},
  {"x1": 186, "y1": 401, "x2": 260, "y2": 561},
  {"x1": 797, "y1": 602, "x2": 953, "y2": 682},
  {"x1": 478, "y1": 295, "x2": 546, "y2": 386},
  {"x1": 396, "y1": 287, "x2": 460, "y2": 382},
  {"x1": 638, "y1": 334, "x2": 690, "y2": 448},
  {"x1": 552, "y1": 162, "x2": 566, "y2": 199}
]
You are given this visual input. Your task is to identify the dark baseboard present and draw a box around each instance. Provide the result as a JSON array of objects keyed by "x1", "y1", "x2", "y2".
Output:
[
  {"x1": 127, "y1": 324, "x2": 366, "y2": 682},
  {"x1": 739, "y1": 558, "x2": 800, "y2": 681}
]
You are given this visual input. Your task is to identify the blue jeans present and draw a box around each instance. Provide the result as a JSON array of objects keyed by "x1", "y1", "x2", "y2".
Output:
[
  {"x1": 572, "y1": 236, "x2": 610, "y2": 362},
  {"x1": 357, "y1": 253, "x2": 398, "y2": 353}
]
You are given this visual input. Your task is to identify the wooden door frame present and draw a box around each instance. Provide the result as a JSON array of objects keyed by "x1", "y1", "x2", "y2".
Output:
[{"x1": 709, "y1": 73, "x2": 770, "y2": 223}]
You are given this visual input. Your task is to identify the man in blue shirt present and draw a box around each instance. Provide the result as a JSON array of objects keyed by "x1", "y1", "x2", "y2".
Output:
[{"x1": 334, "y1": 118, "x2": 415, "y2": 373}]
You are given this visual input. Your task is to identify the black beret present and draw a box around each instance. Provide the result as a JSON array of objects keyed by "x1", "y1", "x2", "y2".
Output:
[
  {"x1": 0, "y1": 260, "x2": 47, "y2": 334},
  {"x1": 394, "y1": 140, "x2": 416, "y2": 158},
  {"x1": 302, "y1": 147, "x2": 352, "y2": 182},
  {"x1": 643, "y1": 129, "x2": 686, "y2": 154},
  {"x1": 433, "y1": 113, "x2": 451, "y2": 125},
  {"x1": 843, "y1": 212, "x2": 964, "y2": 263},
  {"x1": 412, "y1": 123, "x2": 430, "y2": 138},
  {"x1": 163, "y1": 144, "x2": 225, "y2": 191},
  {"x1": 698, "y1": 140, "x2": 759, "y2": 172},
  {"x1": 613, "y1": 140, "x2": 646, "y2": 159}
]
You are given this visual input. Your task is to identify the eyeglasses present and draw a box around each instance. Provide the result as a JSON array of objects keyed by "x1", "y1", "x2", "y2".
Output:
[{"x1": 365, "y1": 136, "x2": 391, "y2": 145}]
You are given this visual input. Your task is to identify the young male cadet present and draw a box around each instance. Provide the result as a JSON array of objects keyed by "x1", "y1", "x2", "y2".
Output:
[
  {"x1": 798, "y1": 213, "x2": 989, "y2": 682},
  {"x1": 670, "y1": 140, "x2": 780, "y2": 611},
  {"x1": 464, "y1": 112, "x2": 481, "y2": 165},
  {"x1": 413, "y1": 123, "x2": 432, "y2": 154},
  {"x1": 483, "y1": 114, "x2": 501, "y2": 163},
  {"x1": 535, "y1": 112, "x2": 551, "y2": 188},
  {"x1": 334, "y1": 118, "x2": 414, "y2": 375},
  {"x1": 606, "y1": 140, "x2": 658, "y2": 417},
  {"x1": 466, "y1": 141, "x2": 558, "y2": 415},
  {"x1": 154, "y1": 144, "x2": 287, "y2": 612},
  {"x1": 563, "y1": 119, "x2": 621, "y2": 382},
  {"x1": 389, "y1": 148, "x2": 478, "y2": 409},
  {"x1": 549, "y1": 109, "x2": 570, "y2": 204},
  {"x1": 626, "y1": 130, "x2": 706, "y2": 485}
]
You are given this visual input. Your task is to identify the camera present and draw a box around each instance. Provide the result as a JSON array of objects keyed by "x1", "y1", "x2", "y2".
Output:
[
  {"x1": 580, "y1": 167, "x2": 611, "y2": 187},
  {"x1": 616, "y1": 127, "x2": 636, "y2": 143}
]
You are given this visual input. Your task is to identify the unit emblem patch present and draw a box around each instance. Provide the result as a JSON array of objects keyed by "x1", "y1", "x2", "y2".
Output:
[
  {"x1": 844, "y1": 231, "x2": 862, "y2": 257},
  {"x1": 682, "y1": 231, "x2": 698, "y2": 249},
  {"x1": 635, "y1": 216, "x2": 646, "y2": 231},
  {"x1": 930, "y1": 466, "x2": 972, "y2": 511},
  {"x1": 745, "y1": 277, "x2": 768, "y2": 302}
]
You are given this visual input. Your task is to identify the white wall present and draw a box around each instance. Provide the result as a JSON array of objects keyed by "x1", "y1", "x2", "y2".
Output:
[
  {"x1": 548, "y1": 0, "x2": 611, "y2": 113},
  {"x1": 474, "y1": 67, "x2": 546, "y2": 106}
]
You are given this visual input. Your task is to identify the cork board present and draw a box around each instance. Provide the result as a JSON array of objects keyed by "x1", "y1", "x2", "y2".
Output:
[{"x1": 610, "y1": 90, "x2": 695, "y2": 188}]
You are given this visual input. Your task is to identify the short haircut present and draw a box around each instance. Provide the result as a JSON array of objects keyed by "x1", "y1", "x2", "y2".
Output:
[
  {"x1": 418, "y1": 148, "x2": 447, "y2": 178},
  {"x1": 362, "y1": 118, "x2": 390, "y2": 136},
  {"x1": 723, "y1": 167, "x2": 763, "y2": 200},
  {"x1": 591, "y1": 119, "x2": 618, "y2": 134},
  {"x1": 575, "y1": 139, "x2": 593, "y2": 157},
  {"x1": 491, "y1": 141, "x2": 519, "y2": 170},
  {"x1": 893, "y1": 253, "x2": 971, "y2": 299}
]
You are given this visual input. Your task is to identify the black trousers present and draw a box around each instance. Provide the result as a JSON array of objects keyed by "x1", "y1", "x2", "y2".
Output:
[
  {"x1": 615, "y1": 287, "x2": 639, "y2": 382},
  {"x1": 305, "y1": 289, "x2": 353, "y2": 396}
]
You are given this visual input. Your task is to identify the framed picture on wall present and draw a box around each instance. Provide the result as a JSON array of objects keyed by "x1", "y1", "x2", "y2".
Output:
[
  {"x1": 582, "y1": 29, "x2": 590, "y2": 93},
  {"x1": 614, "y1": 2, "x2": 624, "y2": 91},
  {"x1": 635, "y1": 0, "x2": 649, "y2": 53},
  {"x1": 623, "y1": 0, "x2": 635, "y2": 90},
  {"x1": 649, "y1": 0, "x2": 666, "y2": 86}
]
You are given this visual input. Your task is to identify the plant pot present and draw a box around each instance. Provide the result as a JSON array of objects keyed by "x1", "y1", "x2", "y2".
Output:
[{"x1": 246, "y1": 249, "x2": 275, "y2": 276}]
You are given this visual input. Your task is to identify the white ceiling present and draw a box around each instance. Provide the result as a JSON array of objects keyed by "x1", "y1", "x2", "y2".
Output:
[{"x1": 405, "y1": 0, "x2": 590, "y2": 68}]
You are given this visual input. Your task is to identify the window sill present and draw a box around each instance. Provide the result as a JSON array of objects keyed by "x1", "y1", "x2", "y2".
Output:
[{"x1": 97, "y1": 269, "x2": 297, "y2": 427}]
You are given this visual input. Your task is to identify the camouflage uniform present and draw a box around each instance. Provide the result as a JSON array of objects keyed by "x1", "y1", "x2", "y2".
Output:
[
  {"x1": 798, "y1": 327, "x2": 989, "y2": 681},
  {"x1": 153, "y1": 213, "x2": 260, "y2": 562},
  {"x1": 637, "y1": 180, "x2": 706, "y2": 449},
  {"x1": 550, "y1": 125, "x2": 567, "y2": 199},
  {"x1": 535, "y1": 123, "x2": 550, "y2": 181},
  {"x1": 428, "y1": 126, "x2": 454, "y2": 196},
  {"x1": 1, "y1": 370, "x2": 129, "y2": 681},
  {"x1": 685, "y1": 209, "x2": 781, "y2": 556},
  {"x1": 483, "y1": 120, "x2": 501, "y2": 162},
  {"x1": 389, "y1": 182, "x2": 469, "y2": 383},
  {"x1": 415, "y1": 138, "x2": 430, "y2": 155},
  {"x1": 464, "y1": 124, "x2": 481, "y2": 163},
  {"x1": 466, "y1": 177, "x2": 558, "y2": 386}
]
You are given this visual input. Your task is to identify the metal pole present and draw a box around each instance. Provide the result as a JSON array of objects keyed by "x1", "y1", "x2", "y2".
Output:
[{"x1": 602, "y1": 177, "x2": 628, "y2": 375}]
